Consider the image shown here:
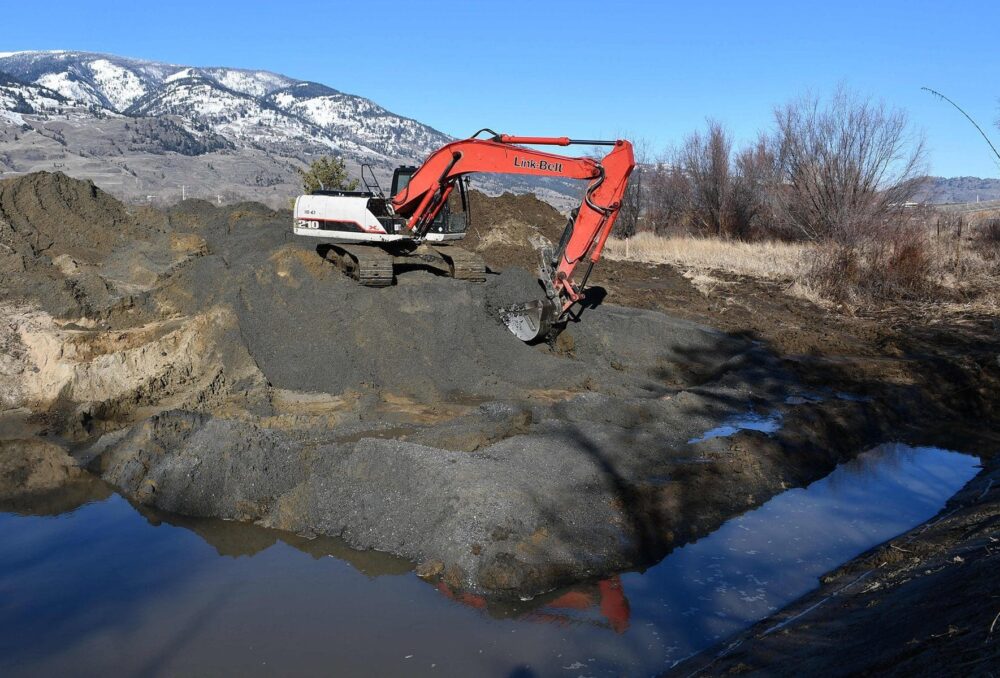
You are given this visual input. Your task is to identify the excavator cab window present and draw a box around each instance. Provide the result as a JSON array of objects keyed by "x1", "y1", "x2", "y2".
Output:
[
  {"x1": 429, "y1": 178, "x2": 471, "y2": 234},
  {"x1": 391, "y1": 166, "x2": 417, "y2": 198}
]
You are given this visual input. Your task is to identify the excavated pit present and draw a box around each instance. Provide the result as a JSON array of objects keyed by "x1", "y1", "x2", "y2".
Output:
[{"x1": 0, "y1": 172, "x2": 895, "y2": 597}]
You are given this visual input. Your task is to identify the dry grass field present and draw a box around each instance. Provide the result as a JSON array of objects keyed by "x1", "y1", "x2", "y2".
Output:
[
  {"x1": 604, "y1": 220, "x2": 1000, "y2": 316},
  {"x1": 604, "y1": 232, "x2": 809, "y2": 280}
]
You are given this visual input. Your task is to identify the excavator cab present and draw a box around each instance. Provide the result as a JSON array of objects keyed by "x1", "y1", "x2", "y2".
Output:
[{"x1": 391, "y1": 165, "x2": 470, "y2": 236}]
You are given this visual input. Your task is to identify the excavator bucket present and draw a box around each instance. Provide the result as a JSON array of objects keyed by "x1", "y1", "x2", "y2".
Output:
[{"x1": 501, "y1": 299, "x2": 557, "y2": 342}]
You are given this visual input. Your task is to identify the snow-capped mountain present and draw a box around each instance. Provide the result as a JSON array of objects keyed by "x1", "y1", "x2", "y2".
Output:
[
  {"x1": 266, "y1": 82, "x2": 448, "y2": 160},
  {"x1": 125, "y1": 71, "x2": 341, "y2": 156},
  {"x1": 0, "y1": 50, "x2": 579, "y2": 208},
  {"x1": 1, "y1": 51, "x2": 167, "y2": 111},
  {"x1": 0, "y1": 50, "x2": 450, "y2": 163}
]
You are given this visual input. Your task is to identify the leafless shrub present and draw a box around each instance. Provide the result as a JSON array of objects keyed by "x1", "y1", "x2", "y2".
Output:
[
  {"x1": 971, "y1": 217, "x2": 1000, "y2": 260},
  {"x1": 627, "y1": 89, "x2": 948, "y2": 303},
  {"x1": 731, "y1": 136, "x2": 781, "y2": 239},
  {"x1": 645, "y1": 123, "x2": 775, "y2": 240},
  {"x1": 644, "y1": 161, "x2": 692, "y2": 236},
  {"x1": 771, "y1": 89, "x2": 927, "y2": 244},
  {"x1": 679, "y1": 120, "x2": 733, "y2": 237},
  {"x1": 807, "y1": 220, "x2": 933, "y2": 302},
  {"x1": 611, "y1": 138, "x2": 652, "y2": 238},
  {"x1": 614, "y1": 167, "x2": 641, "y2": 238}
]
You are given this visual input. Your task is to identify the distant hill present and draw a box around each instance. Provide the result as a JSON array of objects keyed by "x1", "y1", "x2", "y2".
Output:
[
  {"x1": 0, "y1": 50, "x2": 579, "y2": 209},
  {"x1": 913, "y1": 176, "x2": 1000, "y2": 204}
]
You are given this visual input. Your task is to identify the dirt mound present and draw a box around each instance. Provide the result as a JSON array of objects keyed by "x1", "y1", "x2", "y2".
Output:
[
  {"x1": 468, "y1": 190, "x2": 567, "y2": 237},
  {"x1": 1, "y1": 176, "x2": 752, "y2": 411},
  {"x1": 0, "y1": 172, "x2": 148, "y2": 264},
  {"x1": 0, "y1": 172, "x2": 183, "y2": 319},
  {"x1": 0, "y1": 435, "x2": 116, "y2": 516},
  {"x1": 144, "y1": 194, "x2": 701, "y2": 402},
  {"x1": 232, "y1": 239, "x2": 738, "y2": 401},
  {"x1": 236, "y1": 247, "x2": 570, "y2": 400},
  {"x1": 461, "y1": 191, "x2": 568, "y2": 271}
]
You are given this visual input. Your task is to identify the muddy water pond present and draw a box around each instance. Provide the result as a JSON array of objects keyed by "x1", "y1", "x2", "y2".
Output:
[{"x1": 0, "y1": 443, "x2": 979, "y2": 677}]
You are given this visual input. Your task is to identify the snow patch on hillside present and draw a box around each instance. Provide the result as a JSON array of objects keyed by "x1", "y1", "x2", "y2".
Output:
[
  {"x1": 282, "y1": 92, "x2": 446, "y2": 159},
  {"x1": 130, "y1": 78, "x2": 340, "y2": 151},
  {"x1": 87, "y1": 58, "x2": 147, "y2": 110},
  {"x1": 0, "y1": 75, "x2": 94, "y2": 122},
  {"x1": 165, "y1": 68, "x2": 197, "y2": 84},
  {"x1": 34, "y1": 72, "x2": 101, "y2": 105},
  {"x1": 206, "y1": 69, "x2": 293, "y2": 97},
  {"x1": 0, "y1": 110, "x2": 25, "y2": 125}
]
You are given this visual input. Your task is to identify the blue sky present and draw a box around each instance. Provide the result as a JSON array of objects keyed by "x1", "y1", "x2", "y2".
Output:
[{"x1": 3, "y1": 0, "x2": 999, "y2": 177}]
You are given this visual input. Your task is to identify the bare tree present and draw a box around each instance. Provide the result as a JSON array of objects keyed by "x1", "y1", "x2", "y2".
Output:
[
  {"x1": 614, "y1": 165, "x2": 642, "y2": 238},
  {"x1": 658, "y1": 121, "x2": 777, "y2": 240},
  {"x1": 730, "y1": 134, "x2": 780, "y2": 239},
  {"x1": 680, "y1": 120, "x2": 733, "y2": 237},
  {"x1": 644, "y1": 157, "x2": 690, "y2": 235},
  {"x1": 771, "y1": 89, "x2": 926, "y2": 243}
]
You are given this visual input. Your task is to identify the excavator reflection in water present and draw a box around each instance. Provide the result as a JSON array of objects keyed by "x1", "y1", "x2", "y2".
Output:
[
  {"x1": 20, "y1": 474, "x2": 632, "y2": 634},
  {"x1": 152, "y1": 499, "x2": 633, "y2": 633},
  {"x1": 144, "y1": 495, "x2": 633, "y2": 633},
  {"x1": 436, "y1": 576, "x2": 631, "y2": 634}
]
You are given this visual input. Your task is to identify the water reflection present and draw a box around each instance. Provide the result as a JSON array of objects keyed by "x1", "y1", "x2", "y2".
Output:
[
  {"x1": 523, "y1": 577, "x2": 631, "y2": 634},
  {"x1": 437, "y1": 576, "x2": 632, "y2": 634},
  {"x1": 687, "y1": 410, "x2": 783, "y2": 444},
  {"x1": 141, "y1": 509, "x2": 413, "y2": 577},
  {"x1": 618, "y1": 443, "x2": 981, "y2": 667},
  {"x1": 0, "y1": 443, "x2": 981, "y2": 677}
]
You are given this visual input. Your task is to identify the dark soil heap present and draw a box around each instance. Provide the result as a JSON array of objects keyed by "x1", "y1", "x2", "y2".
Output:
[
  {"x1": 460, "y1": 190, "x2": 568, "y2": 271},
  {"x1": 0, "y1": 172, "x2": 167, "y2": 318},
  {"x1": 0, "y1": 171, "x2": 148, "y2": 264}
]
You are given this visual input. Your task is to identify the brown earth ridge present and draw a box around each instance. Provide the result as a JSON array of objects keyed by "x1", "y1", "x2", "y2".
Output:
[{"x1": 0, "y1": 172, "x2": 997, "y2": 674}]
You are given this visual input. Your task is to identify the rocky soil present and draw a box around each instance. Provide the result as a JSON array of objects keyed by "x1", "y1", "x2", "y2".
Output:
[{"x1": 1, "y1": 172, "x2": 998, "y2": 672}]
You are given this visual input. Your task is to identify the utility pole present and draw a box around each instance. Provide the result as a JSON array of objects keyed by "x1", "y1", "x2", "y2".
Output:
[{"x1": 182, "y1": 185, "x2": 187, "y2": 201}]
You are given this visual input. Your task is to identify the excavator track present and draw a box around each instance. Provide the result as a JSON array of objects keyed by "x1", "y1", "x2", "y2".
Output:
[
  {"x1": 324, "y1": 244, "x2": 394, "y2": 287},
  {"x1": 430, "y1": 245, "x2": 487, "y2": 282}
]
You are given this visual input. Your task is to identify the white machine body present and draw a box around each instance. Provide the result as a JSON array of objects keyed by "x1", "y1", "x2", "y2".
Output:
[{"x1": 293, "y1": 194, "x2": 463, "y2": 243}]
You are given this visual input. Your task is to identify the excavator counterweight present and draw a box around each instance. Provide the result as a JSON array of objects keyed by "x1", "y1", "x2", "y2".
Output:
[{"x1": 293, "y1": 129, "x2": 635, "y2": 341}]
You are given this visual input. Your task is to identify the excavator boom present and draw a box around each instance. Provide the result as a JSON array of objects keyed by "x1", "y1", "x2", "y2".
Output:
[{"x1": 392, "y1": 131, "x2": 635, "y2": 339}]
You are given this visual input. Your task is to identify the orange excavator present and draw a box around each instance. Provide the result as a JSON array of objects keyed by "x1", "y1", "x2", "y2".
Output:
[{"x1": 293, "y1": 129, "x2": 635, "y2": 341}]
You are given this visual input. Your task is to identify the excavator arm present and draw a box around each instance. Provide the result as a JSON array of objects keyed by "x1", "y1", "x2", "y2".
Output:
[{"x1": 392, "y1": 131, "x2": 635, "y2": 340}]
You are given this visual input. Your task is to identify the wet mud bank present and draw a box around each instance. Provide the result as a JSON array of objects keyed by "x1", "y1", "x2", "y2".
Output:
[{"x1": 2, "y1": 173, "x2": 998, "y2": 619}]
